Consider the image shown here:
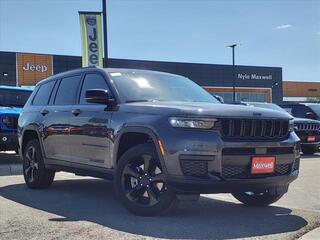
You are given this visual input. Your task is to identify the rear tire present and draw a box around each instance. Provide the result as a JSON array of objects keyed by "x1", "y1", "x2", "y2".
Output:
[
  {"x1": 114, "y1": 143, "x2": 177, "y2": 216},
  {"x1": 22, "y1": 139, "x2": 55, "y2": 189},
  {"x1": 232, "y1": 191, "x2": 284, "y2": 206}
]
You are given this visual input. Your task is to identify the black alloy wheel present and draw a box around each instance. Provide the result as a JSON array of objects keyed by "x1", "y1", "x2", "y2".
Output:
[
  {"x1": 122, "y1": 153, "x2": 166, "y2": 207},
  {"x1": 24, "y1": 145, "x2": 39, "y2": 183},
  {"x1": 115, "y1": 143, "x2": 177, "y2": 216},
  {"x1": 22, "y1": 139, "x2": 55, "y2": 189}
]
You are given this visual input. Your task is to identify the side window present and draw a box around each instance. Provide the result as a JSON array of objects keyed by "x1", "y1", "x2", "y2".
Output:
[
  {"x1": 54, "y1": 75, "x2": 82, "y2": 105},
  {"x1": 292, "y1": 105, "x2": 308, "y2": 118},
  {"x1": 32, "y1": 81, "x2": 56, "y2": 106},
  {"x1": 79, "y1": 73, "x2": 110, "y2": 104}
]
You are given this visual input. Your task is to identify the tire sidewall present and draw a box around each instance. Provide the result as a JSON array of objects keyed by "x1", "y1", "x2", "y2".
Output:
[
  {"x1": 232, "y1": 191, "x2": 284, "y2": 206},
  {"x1": 22, "y1": 139, "x2": 51, "y2": 188},
  {"x1": 114, "y1": 143, "x2": 176, "y2": 216}
]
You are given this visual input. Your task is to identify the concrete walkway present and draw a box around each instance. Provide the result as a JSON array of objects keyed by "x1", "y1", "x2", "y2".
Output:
[{"x1": 300, "y1": 227, "x2": 320, "y2": 240}]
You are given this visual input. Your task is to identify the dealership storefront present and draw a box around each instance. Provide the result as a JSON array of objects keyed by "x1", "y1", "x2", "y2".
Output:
[{"x1": 0, "y1": 51, "x2": 283, "y2": 103}]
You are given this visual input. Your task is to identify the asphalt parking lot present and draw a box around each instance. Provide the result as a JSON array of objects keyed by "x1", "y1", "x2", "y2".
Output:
[{"x1": 0, "y1": 152, "x2": 319, "y2": 240}]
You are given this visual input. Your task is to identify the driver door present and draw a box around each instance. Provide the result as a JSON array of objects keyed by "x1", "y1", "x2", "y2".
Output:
[{"x1": 69, "y1": 73, "x2": 113, "y2": 168}]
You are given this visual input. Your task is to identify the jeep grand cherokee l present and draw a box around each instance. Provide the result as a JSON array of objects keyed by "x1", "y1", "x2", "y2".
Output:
[
  {"x1": 247, "y1": 102, "x2": 320, "y2": 155},
  {"x1": 18, "y1": 68, "x2": 300, "y2": 216},
  {"x1": 0, "y1": 86, "x2": 33, "y2": 152}
]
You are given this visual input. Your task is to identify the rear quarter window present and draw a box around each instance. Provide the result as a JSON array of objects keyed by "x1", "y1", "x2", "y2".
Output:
[{"x1": 32, "y1": 81, "x2": 56, "y2": 106}]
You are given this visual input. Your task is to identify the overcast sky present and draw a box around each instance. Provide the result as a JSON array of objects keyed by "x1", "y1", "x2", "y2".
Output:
[{"x1": 0, "y1": 0, "x2": 319, "y2": 82}]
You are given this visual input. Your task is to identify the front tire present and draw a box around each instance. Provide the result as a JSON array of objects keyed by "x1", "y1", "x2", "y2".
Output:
[
  {"x1": 22, "y1": 139, "x2": 55, "y2": 189},
  {"x1": 114, "y1": 143, "x2": 177, "y2": 216},
  {"x1": 232, "y1": 191, "x2": 284, "y2": 206}
]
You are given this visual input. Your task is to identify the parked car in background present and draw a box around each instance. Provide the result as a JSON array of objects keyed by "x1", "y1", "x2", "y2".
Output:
[
  {"x1": 0, "y1": 86, "x2": 33, "y2": 152},
  {"x1": 19, "y1": 68, "x2": 300, "y2": 216},
  {"x1": 248, "y1": 102, "x2": 320, "y2": 155},
  {"x1": 280, "y1": 103, "x2": 320, "y2": 121}
]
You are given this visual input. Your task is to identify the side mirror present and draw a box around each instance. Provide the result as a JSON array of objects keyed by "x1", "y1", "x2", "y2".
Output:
[
  {"x1": 214, "y1": 95, "x2": 224, "y2": 103},
  {"x1": 85, "y1": 89, "x2": 111, "y2": 104},
  {"x1": 305, "y1": 112, "x2": 316, "y2": 120}
]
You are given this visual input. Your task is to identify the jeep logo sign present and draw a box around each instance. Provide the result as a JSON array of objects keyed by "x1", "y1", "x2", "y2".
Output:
[
  {"x1": 79, "y1": 12, "x2": 103, "y2": 67},
  {"x1": 23, "y1": 63, "x2": 48, "y2": 73},
  {"x1": 86, "y1": 16, "x2": 99, "y2": 65},
  {"x1": 17, "y1": 53, "x2": 53, "y2": 86}
]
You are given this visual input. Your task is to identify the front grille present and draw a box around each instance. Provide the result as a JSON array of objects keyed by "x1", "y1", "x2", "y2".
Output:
[
  {"x1": 1, "y1": 115, "x2": 19, "y2": 129},
  {"x1": 222, "y1": 163, "x2": 292, "y2": 179},
  {"x1": 180, "y1": 160, "x2": 208, "y2": 177},
  {"x1": 295, "y1": 123, "x2": 320, "y2": 131},
  {"x1": 220, "y1": 119, "x2": 289, "y2": 140}
]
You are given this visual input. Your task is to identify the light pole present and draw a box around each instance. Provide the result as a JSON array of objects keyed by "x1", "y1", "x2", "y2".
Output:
[
  {"x1": 102, "y1": 0, "x2": 108, "y2": 68},
  {"x1": 227, "y1": 44, "x2": 240, "y2": 102}
]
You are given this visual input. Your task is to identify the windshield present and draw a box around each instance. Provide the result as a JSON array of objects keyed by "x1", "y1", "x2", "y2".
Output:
[
  {"x1": 0, "y1": 89, "x2": 32, "y2": 108},
  {"x1": 251, "y1": 103, "x2": 289, "y2": 114},
  {"x1": 309, "y1": 105, "x2": 320, "y2": 116},
  {"x1": 108, "y1": 71, "x2": 220, "y2": 103}
]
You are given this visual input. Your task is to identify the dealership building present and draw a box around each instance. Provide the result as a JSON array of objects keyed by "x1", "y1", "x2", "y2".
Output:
[{"x1": 0, "y1": 51, "x2": 318, "y2": 103}]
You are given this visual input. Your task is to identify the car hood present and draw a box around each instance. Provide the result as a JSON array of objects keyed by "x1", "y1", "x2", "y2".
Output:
[
  {"x1": 0, "y1": 107, "x2": 22, "y2": 115},
  {"x1": 293, "y1": 117, "x2": 320, "y2": 124},
  {"x1": 122, "y1": 101, "x2": 292, "y2": 119}
]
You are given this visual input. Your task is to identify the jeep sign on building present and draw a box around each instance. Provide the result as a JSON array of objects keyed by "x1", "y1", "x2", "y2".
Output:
[{"x1": 17, "y1": 53, "x2": 53, "y2": 86}]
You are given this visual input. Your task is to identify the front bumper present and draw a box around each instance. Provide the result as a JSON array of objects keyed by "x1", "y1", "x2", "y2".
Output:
[
  {"x1": 0, "y1": 131, "x2": 18, "y2": 151},
  {"x1": 167, "y1": 170, "x2": 299, "y2": 194},
  {"x1": 160, "y1": 130, "x2": 300, "y2": 194},
  {"x1": 296, "y1": 131, "x2": 320, "y2": 150}
]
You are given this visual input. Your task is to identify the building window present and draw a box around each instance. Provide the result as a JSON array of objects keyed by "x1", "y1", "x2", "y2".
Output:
[
  {"x1": 210, "y1": 92, "x2": 267, "y2": 102},
  {"x1": 206, "y1": 86, "x2": 271, "y2": 103}
]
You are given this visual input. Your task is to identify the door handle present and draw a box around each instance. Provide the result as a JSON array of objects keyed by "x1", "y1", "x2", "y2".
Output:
[
  {"x1": 72, "y1": 109, "x2": 81, "y2": 116},
  {"x1": 40, "y1": 109, "x2": 49, "y2": 116}
]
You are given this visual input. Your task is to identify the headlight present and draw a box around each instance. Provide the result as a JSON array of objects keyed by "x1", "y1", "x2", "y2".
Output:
[
  {"x1": 169, "y1": 117, "x2": 216, "y2": 129},
  {"x1": 2, "y1": 116, "x2": 12, "y2": 125}
]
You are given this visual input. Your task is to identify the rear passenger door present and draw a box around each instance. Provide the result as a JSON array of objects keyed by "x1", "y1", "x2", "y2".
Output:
[
  {"x1": 42, "y1": 74, "x2": 82, "y2": 164},
  {"x1": 31, "y1": 80, "x2": 60, "y2": 161},
  {"x1": 69, "y1": 72, "x2": 113, "y2": 168}
]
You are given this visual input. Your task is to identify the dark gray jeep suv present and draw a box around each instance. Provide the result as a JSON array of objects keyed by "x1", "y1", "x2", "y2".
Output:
[{"x1": 19, "y1": 67, "x2": 300, "y2": 216}]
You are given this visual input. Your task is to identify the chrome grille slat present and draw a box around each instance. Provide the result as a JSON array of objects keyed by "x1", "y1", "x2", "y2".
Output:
[{"x1": 295, "y1": 122, "x2": 320, "y2": 131}]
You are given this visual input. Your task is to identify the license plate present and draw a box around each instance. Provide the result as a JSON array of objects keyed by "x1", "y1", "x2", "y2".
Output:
[
  {"x1": 307, "y1": 136, "x2": 316, "y2": 142},
  {"x1": 251, "y1": 157, "x2": 275, "y2": 174}
]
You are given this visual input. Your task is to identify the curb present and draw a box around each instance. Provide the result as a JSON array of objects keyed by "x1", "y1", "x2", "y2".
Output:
[
  {"x1": 0, "y1": 164, "x2": 22, "y2": 176},
  {"x1": 299, "y1": 227, "x2": 320, "y2": 240}
]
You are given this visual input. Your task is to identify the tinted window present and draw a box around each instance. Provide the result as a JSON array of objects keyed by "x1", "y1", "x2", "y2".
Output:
[
  {"x1": 0, "y1": 89, "x2": 32, "y2": 107},
  {"x1": 292, "y1": 105, "x2": 309, "y2": 118},
  {"x1": 79, "y1": 73, "x2": 110, "y2": 104},
  {"x1": 55, "y1": 75, "x2": 82, "y2": 105},
  {"x1": 308, "y1": 105, "x2": 320, "y2": 117},
  {"x1": 32, "y1": 81, "x2": 55, "y2": 106}
]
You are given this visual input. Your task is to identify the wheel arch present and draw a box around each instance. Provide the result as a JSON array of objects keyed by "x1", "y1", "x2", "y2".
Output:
[
  {"x1": 21, "y1": 126, "x2": 42, "y2": 154},
  {"x1": 113, "y1": 126, "x2": 167, "y2": 173}
]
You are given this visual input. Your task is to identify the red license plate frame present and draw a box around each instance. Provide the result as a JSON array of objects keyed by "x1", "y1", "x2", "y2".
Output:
[{"x1": 251, "y1": 157, "x2": 276, "y2": 174}]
